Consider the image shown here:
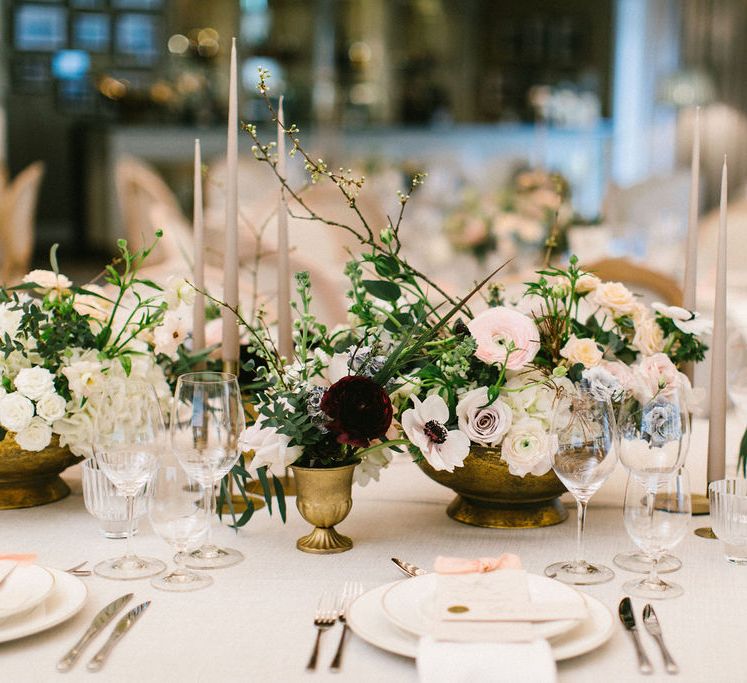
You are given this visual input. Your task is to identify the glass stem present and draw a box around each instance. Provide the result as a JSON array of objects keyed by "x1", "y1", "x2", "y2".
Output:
[
  {"x1": 124, "y1": 495, "x2": 135, "y2": 560},
  {"x1": 203, "y1": 482, "x2": 214, "y2": 547},
  {"x1": 575, "y1": 499, "x2": 588, "y2": 568}
]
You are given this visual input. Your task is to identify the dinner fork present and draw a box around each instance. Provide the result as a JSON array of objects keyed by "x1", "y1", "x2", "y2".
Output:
[
  {"x1": 306, "y1": 591, "x2": 337, "y2": 671},
  {"x1": 330, "y1": 581, "x2": 363, "y2": 672}
]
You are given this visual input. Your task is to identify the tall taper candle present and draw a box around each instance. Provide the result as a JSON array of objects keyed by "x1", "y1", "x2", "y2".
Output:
[
  {"x1": 192, "y1": 138, "x2": 205, "y2": 353},
  {"x1": 707, "y1": 156, "x2": 728, "y2": 483},
  {"x1": 276, "y1": 96, "x2": 293, "y2": 359},
  {"x1": 683, "y1": 107, "x2": 700, "y2": 312},
  {"x1": 221, "y1": 38, "x2": 239, "y2": 364}
]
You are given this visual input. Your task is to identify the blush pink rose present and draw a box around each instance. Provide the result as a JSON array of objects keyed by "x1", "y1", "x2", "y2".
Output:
[
  {"x1": 600, "y1": 360, "x2": 635, "y2": 391},
  {"x1": 632, "y1": 353, "x2": 681, "y2": 402},
  {"x1": 467, "y1": 307, "x2": 540, "y2": 370}
]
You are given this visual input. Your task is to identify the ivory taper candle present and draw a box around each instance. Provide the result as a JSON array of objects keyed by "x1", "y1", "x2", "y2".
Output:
[
  {"x1": 192, "y1": 138, "x2": 205, "y2": 353},
  {"x1": 683, "y1": 106, "x2": 700, "y2": 312},
  {"x1": 707, "y1": 156, "x2": 728, "y2": 483},
  {"x1": 221, "y1": 37, "x2": 239, "y2": 364},
  {"x1": 276, "y1": 96, "x2": 293, "y2": 359}
]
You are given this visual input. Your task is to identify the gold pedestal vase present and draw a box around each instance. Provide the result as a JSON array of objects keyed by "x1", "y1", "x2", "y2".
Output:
[
  {"x1": 0, "y1": 435, "x2": 82, "y2": 510},
  {"x1": 419, "y1": 445, "x2": 567, "y2": 528},
  {"x1": 291, "y1": 461, "x2": 358, "y2": 554}
]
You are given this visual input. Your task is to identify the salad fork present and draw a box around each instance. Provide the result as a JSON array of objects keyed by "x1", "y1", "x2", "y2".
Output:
[
  {"x1": 330, "y1": 581, "x2": 363, "y2": 672},
  {"x1": 306, "y1": 591, "x2": 337, "y2": 671}
]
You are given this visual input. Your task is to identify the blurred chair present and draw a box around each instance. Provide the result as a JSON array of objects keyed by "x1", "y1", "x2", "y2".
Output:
[
  {"x1": 0, "y1": 161, "x2": 45, "y2": 284},
  {"x1": 114, "y1": 156, "x2": 184, "y2": 265},
  {"x1": 584, "y1": 257, "x2": 683, "y2": 306}
]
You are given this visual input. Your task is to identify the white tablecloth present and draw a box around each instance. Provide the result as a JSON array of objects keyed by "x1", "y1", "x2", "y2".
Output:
[{"x1": 1, "y1": 418, "x2": 746, "y2": 683}]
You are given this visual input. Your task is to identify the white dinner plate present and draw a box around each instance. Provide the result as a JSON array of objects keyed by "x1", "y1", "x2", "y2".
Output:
[
  {"x1": 382, "y1": 573, "x2": 585, "y2": 642},
  {"x1": 0, "y1": 568, "x2": 87, "y2": 644},
  {"x1": 349, "y1": 581, "x2": 614, "y2": 661},
  {"x1": 0, "y1": 564, "x2": 56, "y2": 621}
]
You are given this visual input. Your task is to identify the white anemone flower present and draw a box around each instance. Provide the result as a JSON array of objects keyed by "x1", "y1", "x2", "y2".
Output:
[
  {"x1": 401, "y1": 395, "x2": 470, "y2": 472},
  {"x1": 652, "y1": 302, "x2": 712, "y2": 336}
]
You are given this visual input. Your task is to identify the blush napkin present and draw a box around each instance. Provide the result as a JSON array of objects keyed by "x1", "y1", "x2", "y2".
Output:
[{"x1": 416, "y1": 555, "x2": 557, "y2": 683}]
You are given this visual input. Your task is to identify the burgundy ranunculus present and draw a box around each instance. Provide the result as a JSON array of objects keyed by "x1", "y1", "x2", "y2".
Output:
[{"x1": 320, "y1": 375, "x2": 393, "y2": 448}]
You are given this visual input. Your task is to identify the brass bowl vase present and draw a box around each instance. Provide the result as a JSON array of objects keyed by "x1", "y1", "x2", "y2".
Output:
[
  {"x1": 418, "y1": 445, "x2": 568, "y2": 528},
  {"x1": 290, "y1": 461, "x2": 358, "y2": 554},
  {"x1": 0, "y1": 434, "x2": 81, "y2": 510}
]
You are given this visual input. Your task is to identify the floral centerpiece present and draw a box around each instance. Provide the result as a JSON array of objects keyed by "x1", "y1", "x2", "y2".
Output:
[{"x1": 0, "y1": 238, "x2": 199, "y2": 508}]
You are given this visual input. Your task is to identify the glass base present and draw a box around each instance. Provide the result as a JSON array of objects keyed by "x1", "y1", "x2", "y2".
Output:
[
  {"x1": 623, "y1": 576, "x2": 683, "y2": 600},
  {"x1": 177, "y1": 544, "x2": 244, "y2": 569},
  {"x1": 151, "y1": 569, "x2": 213, "y2": 592},
  {"x1": 545, "y1": 560, "x2": 615, "y2": 585},
  {"x1": 613, "y1": 551, "x2": 682, "y2": 574},
  {"x1": 94, "y1": 555, "x2": 166, "y2": 580},
  {"x1": 723, "y1": 543, "x2": 747, "y2": 564}
]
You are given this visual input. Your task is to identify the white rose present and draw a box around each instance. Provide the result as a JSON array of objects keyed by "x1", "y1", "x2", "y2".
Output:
[
  {"x1": 238, "y1": 420, "x2": 303, "y2": 477},
  {"x1": 575, "y1": 273, "x2": 601, "y2": 294},
  {"x1": 633, "y1": 315, "x2": 665, "y2": 356},
  {"x1": 15, "y1": 417, "x2": 52, "y2": 452},
  {"x1": 0, "y1": 303, "x2": 23, "y2": 338},
  {"x1": 560, "y1": 335, "x2": 603, "y2": 368},
  {"x1": 0, "y1": 392, "x2": 34, "y2": 432},
  {"x1": 501, "y1": 417, "x2": 555, "y2": 477},
  {"x1": 652, "y1": 302, "x2": 712, "y2": 336},
  {"x1": 456, "y1": 387, "x2": 513, "y2": 447},
  {"x1": 62, "y1": 361, "x2": 104, "y2": 399},
  {"x1": 14, "y1": 366, "x2": 56, "y2": 401},
  {"x1": 164, "y1": 276, "x2": 196, "y2": 309},
  {"x1": 592, "y1": 281, "x2": 638, "y2": 317},
  {"x1": 22, "y1": 270, "x2": 72, "y2": 295},
  {"x1": 36, "y1": 392, "x2": 67, "y2": 423}
]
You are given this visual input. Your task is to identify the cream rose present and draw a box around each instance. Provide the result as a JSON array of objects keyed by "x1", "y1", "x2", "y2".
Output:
[
  {"x1": 0, "y1": 303, "x2": 23, "y2": 338},
  {"x1": 14, "y1": 366, "x2": 56, "y2": 401},
  {"x1": 560, "y1": 335, "x2": 603, "y2": 368},
  {"x1": 633, "y1": 316, "x2": 665, "y2": 356},
  {"x1": 456, "y1": 387, "x2": 513, "y2": 447},
  {"x1": 468, "y1": 307, "x2": 540, "y2": 370},
  {"x1": 575, "y1": 273, "x2": 601, "y2": 294},
  {"x1": 73, "y1": 284, "x2": 113, "y2": 322},
  {"x1": 592, "y1": 281, "x2": 638, "y2": 317},
  {"x1": 0, "y1": 392, "x2": 34, "y2": 432},
  {"x1": 15, "y1": 417, "x2": 52, "y2": 452},
  {"x1": 500, "y1": 418, "x2": 555, "y2": 477},
  {"x1": 36, "y1": 392, "x2": 67, "y2": 423}
]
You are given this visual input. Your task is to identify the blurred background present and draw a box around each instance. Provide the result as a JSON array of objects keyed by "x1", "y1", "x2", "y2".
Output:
[{"x1": 0, "y1": 0, "x2": 744, "y2": 295}]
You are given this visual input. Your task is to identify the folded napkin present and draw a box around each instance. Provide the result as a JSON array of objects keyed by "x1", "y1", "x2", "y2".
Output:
[
  {"x1": 417, "y1": 555, "x2": 557, "y2": 683},
  {"x1": 0, "y1": 555, "x2": 36, "y2": 584}
]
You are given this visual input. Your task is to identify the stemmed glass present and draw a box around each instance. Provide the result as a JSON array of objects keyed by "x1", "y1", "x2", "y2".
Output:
[
  {"x1": 92, "y1": 378, "x2": 166, "y2": 580},
  {"x1": 614, "y1": 388, "x2": 689, "y2": 573},
  {"x1": 545, "y1": 387, "x2": 618, "y2": 585},
  {"x1": 148, "y1": 451, "x2": 212, "y2": 591},
  {"x1": 170, "y1": 372, "x2": 246, "y2": 569},
  {"x1": 623, "y1": 470, "x2": 691, "y2": 599}
]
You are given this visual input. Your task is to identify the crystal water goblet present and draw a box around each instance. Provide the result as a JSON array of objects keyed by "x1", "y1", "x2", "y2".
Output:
[
  {"x1": 170, "y1": 372, "x2": 245, "y2": 569},
  {"x1": 614, "y1": 388, "x2": 689, "y2": 573},
  {"x1": 148, "y1": 451, "x2": 212, "y2": 591},
  {"x1": 623, "y1": 469, "x2": 691, "y2": 599},
  {"x1": 709, "y1": 479, "x2": 747, "y2": 564},
  {"x1": 92, "y1": 378, "x2": 166, "y2": 580},
  {"x1": 545, "y1": 387, "x2": 618, "y2": 585}
]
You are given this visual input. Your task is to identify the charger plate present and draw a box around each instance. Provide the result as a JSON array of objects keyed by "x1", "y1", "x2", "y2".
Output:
[{"x1": 348, "y1": 580, "x2": 614, "y2": 661}]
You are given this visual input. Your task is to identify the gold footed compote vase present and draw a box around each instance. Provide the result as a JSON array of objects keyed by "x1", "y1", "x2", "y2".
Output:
[
  {"x1": 419, "y1": 446, "x2": 567, "y2": 528},
  {"x1": 291, "y1": 462, "x2": 358, "y2": 553}
]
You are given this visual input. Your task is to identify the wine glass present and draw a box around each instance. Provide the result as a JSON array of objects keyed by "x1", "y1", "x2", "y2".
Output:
[
  {"x1": 623, "y1": 469, "x2": 691, "y2": 599},
  {"x1": 614, "y1": 388, "x2": 689, "y2": 573},
  {"x1": 170, "y1": 372, "x2": 245, "y2": 569},
  {"x1": 148, "y1": 451, "x2": 212, "y2": 591},
  {"x1": 92, "y1": 378, "x2": 166, "y2": 580},
  {"x1": 545, "y1": 387, "x2": 618, "y2": 585}
]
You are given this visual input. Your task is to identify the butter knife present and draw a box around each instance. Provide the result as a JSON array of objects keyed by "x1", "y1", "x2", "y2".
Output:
[
  {"x1": 57, "y1": 593, "x2": 133, "y2": 672},
  {"x1": 86, "y1": 601, "x2": 150, "y2": 672},
  {"x1": 391, "y1": 557, "x2": 428, "y2": 577},
  {"x1": 618, "y1": 597, "x2": 653, "y2": 675}
]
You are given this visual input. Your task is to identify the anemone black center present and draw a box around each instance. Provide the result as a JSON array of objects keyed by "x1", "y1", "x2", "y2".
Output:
[{"x1": 424, "y1": 420, "x2": 448, "y2": 444}]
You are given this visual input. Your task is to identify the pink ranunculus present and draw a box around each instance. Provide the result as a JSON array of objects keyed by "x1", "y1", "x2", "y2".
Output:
[
  {"x1": 467, "y1": 307, "x2": 540, "y2": 370},
  {"x1": 632, "y1": 353, "x2": 681, "y2": 403}
]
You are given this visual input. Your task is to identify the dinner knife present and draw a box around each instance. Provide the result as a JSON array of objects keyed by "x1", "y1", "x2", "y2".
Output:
[
  {"x1": 618, "y1": 597, "x2": 653, "y2": 675},
  {"x1": 86, "y1": 601, "x2": 150, "y2": 672},
  {"x1": 57, "y1": 593, "x2": 133, "y2": 672},
  {"x1": 642, "y1": 604, "x2": 679, "y2": 674},
  {"x1": 391, "y1": 557, "x2": 428, "y2": 578}
]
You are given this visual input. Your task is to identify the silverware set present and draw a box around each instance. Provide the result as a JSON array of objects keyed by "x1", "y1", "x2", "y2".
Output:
[
  {"x1": 57, "y1": 593, "x2": 151, "y2": 673},
  {"x1": 307, "y1": 581, "x2": 363, "y2": 672},
  {"x1": 618, "y1": 597, "x2": 678, "y2": 675}
]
